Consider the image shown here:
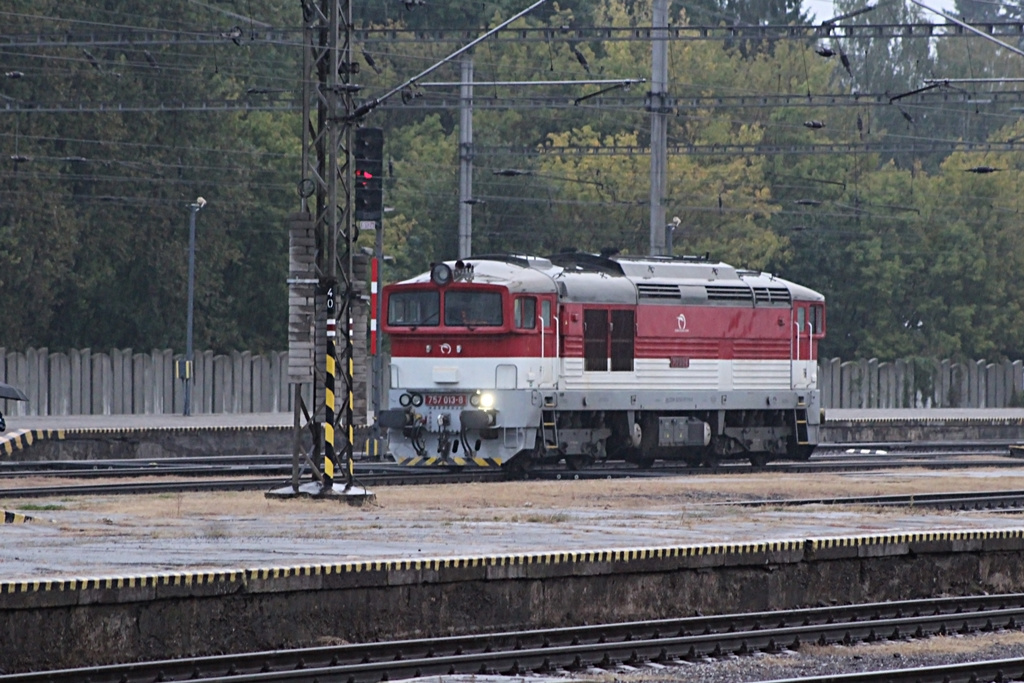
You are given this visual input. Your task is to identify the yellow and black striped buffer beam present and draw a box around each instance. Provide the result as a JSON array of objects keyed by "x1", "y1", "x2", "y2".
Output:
[{"x1": 394, "y1": 455, "x2": 504, "y2": 467}]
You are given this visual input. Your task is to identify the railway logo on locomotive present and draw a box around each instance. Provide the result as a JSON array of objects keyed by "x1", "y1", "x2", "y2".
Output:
[{"x1": 675, "y1": 313, "x2": 689, "y2": 333}]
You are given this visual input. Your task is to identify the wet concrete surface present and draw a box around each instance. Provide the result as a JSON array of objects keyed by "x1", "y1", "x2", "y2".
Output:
[{"x1": 5, "y1": 467, "x2": 1024, "y2": 581}]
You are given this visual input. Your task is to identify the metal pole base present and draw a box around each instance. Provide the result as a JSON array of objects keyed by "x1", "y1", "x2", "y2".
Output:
[{"x1": 265, "y1": 481, "x2": 375, "y2": 506}]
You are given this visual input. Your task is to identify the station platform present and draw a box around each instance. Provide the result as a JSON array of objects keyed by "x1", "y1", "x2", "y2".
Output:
[
  {"x1": 4, "y1": 467, "x2": 1024, "y2": 672},
  {"x1": 0, "y1": 412, "x2": 298, "y2": 460}
]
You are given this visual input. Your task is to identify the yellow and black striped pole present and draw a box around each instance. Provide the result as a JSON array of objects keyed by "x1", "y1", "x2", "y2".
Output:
[
  {"x1": 323, "y1": 280, "x2": 338, "y2": 491},
  {"x1": 347, "y1": 343, "x2": 355, "y2": 484},
  {"x1": 324, "y1": 335, "x2": 337, "y2": 489}
]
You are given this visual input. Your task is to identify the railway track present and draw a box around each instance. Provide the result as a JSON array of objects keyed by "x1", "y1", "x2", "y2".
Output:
[
  {"x1": 0, "y1": 468, "x2": 509, "y2": 499},
  {"x1": 0, "y1": 440, "x2": 1022, "y2": 498},
  {"x1": 0, "y1": 444, "x2": 1015, "y2": 497},
  {"x1": 736, "y1": 488, "x2": 1024, "y2": 511},
  {"x1": 3, "y1": 593, "x2": 1024, "y2": 682},
  {"x1": 0, "y1": 439, "x2": 1019, "y2": 478}
]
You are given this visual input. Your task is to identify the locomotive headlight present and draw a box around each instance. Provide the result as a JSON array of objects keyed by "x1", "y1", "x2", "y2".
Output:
[
  {"x1": 430, "y1": 263, "x2": 453, "y2": 287},
  {"x1": 479, "y1": 393, "x2": 495, "y2": 409},
  {"x1": 470, "y1": 394, "x2": 481, "y2": 407}
]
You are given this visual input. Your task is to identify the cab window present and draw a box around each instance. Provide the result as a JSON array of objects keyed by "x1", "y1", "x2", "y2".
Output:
[
  {"x1": 388, "y1": 291, "x2": 440, "y2": 326},
  {"x1": 541, "y1": 300, "x2": 551, "y2": 328},
  {"x1": 444, "y1": 290, "x2": 503, "y2": 326},
  {"x1": 811, "y1": 304, "x2": 824, "y2": 334},
  {"x1": 514, "y1": 297, "x2": 536, "y2": 329}
]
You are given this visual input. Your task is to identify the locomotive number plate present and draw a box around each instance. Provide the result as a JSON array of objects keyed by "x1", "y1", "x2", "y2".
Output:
[{"x1": 424, "y1": 393, "x2": 468, "y2": 407}]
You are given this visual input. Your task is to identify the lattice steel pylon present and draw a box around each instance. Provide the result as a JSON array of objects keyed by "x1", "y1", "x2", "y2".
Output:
[
  {"x1": 271, "y1": 0, "x2": 551, "y2": 502},
  {"x1": 270, "y1": 0, "x2": 372, "y2": 502}
]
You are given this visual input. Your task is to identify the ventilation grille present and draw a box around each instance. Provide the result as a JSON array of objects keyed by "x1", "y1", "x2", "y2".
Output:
[
  {"x1": 637, "y1": 283, "x2": 681, "y2": 300},
  {"x1": 753, "y1": 286, "x2": 792, "y2": 304},
  {"x1": 705, "y1": 285, "x2": 753, "y2": 302}
]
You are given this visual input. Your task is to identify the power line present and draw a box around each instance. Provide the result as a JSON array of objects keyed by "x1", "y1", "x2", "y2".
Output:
[
  {"x1": 476, "y1": 140, "x2": 1024, "y2": 157},
  {"x1": 351, "y1": 20, "x2": 1024, "y2": 44},
  {"x1": 5, "y1": 19, "x2": 1024, "y2": 50},
  {"x1": 0, "y1": 100, "x2": 298, "y2": 114},
  {"x1": 6, "y1": 87, "x2": 1024, "y2": 115}
]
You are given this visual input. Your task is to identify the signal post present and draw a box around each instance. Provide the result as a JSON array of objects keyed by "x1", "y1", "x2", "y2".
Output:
[
  {"x1": 268, "y1": 0, "x2": 374, "y2": 504},
  {"x1": 269, "y1": 0, "x2": 548, "y2": 503}
]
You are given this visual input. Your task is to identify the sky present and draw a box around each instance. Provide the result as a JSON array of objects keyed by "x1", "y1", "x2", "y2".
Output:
[{"x1": 802, "y1": 0, "x2": 958, "y2": 23}]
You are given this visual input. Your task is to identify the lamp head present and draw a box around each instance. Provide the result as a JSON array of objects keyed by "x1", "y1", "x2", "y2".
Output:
[{"x1": 195, "y1": 197, "x2": 207, "y2": 208}]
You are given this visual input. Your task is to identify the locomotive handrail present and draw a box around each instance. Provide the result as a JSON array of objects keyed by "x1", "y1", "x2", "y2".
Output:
[
  {"x1": 539, "y1": 313, "x2": 546, "y2": 385},
  {"x1": 792, "y1": 314, "x2": 816, "y2": 389},
  {"x1": 791, "y1": 317, "x2": 798, "y2": 389},
  {"x1": 554, "y1": 314, "x2": 561, "y2": 389}
]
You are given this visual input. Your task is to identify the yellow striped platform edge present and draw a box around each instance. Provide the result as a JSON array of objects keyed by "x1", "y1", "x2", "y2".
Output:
[
  {"x1": 394, "y1": 455, "x2": 504, "y2": 467},
  {"x1": 4, "y1": 529, "x2": 1024, "y2": 595},
  {"x1": 2, "y1": 510, "x2": 32, "y2": 524},
  {"x1": 836, "y1": 416, "x2": 1024, "y2": 425},
  {"x1": 0, "y1": 429, "x2": 65, "y2": 457},
  {"x1": 0, "y1": 425, "x2": 288, "y2": 456},
  {"x1": 59, "y1": 425, "x2": 287, "y2": 436},
  {"x1": 806, "y1": 529, "x2": 1024, "y2": 547}
]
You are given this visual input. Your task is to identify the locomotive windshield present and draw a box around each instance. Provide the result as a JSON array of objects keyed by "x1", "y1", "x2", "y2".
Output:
[
  {"x1": 388, "y1": 291, "x2": 440, "y2": 326},
  {"x1": 444, "y1": 290, "x2": 503, "y2": 327}
]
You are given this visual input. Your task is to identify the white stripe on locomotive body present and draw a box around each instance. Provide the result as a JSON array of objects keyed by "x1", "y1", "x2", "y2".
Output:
[{"x1": 389, "y1": 356, "x2": 818, "y2": 393}]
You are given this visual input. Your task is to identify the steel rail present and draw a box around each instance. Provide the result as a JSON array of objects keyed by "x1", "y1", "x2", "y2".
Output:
[
  {"x1": 761, "y1": 657, "x2": 1024, "y2": 682},
  {"x1": 0, "y1": 469, "x2": 508, "y2": 498},
  {"x1": 4, "y1": 594, "x2": 1024, "y2": 682},
  {"x1": 734, "y1": 488, "x2": 1024, "y2": 509},
  {"x1": 0, "y1": 446, "x2": 1021, "y2": 495}
]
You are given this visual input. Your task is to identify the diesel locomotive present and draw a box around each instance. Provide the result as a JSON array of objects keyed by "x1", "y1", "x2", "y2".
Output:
[{"x1": 378, "y1": 251, "x2": 825, "y2": 469}]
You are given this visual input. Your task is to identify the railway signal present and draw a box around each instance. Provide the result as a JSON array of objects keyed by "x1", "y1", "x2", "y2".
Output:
[{"x1": 355, "y1": 127, "x2": 384, "y2": 222}]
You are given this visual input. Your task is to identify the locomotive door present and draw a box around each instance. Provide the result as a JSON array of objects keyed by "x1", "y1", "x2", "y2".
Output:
[
  {"x1": 584, "y1": 310, "x2": 608, "y2": 371},
  {"x1": 583, "y1": 309, "x2": 635, "y2": 372}
]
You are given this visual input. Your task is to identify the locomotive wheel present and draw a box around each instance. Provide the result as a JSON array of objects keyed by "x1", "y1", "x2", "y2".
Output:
[
  {"x1": 700, "y1": 450, "x2": 720, "y2": 468},
  {"x1": 749, "y1": 453, "x2": 769, "y2": 468},
  {"x1": 565, "y1": 453, "x2": 595, "y2": 471},
  {"x1": 786, "y1": 443, "x2": 815, "y2": 461},
  {"x1": 505, "y1": 454, "x2": 535, "y2": 479}
]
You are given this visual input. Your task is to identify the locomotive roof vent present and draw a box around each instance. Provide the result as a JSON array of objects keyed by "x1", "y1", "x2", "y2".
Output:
[
  {"x1": 752, "y1": 286, "x2": 792, "y2": 304},
  {"x1": 705, "y1": 284, "x2": 753, "y2": 302},
  {"x1": 637, "y1": 283, "x2": 681, "y2": 300},
  {"x1": 637, "y1": 282, "x2": 711, "y2": 303}
]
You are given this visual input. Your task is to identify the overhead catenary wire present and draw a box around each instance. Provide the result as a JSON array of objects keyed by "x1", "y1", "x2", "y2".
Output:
[{"x1": 2, "y1": 4, "x2": 1020, "y2": 226}]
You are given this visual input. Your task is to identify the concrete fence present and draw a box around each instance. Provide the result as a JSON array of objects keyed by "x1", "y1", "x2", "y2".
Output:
[
  {"x1": 3, "y1": 348, "x2": 1023, "y2": 415},
  {"x1": 819, "y1": 357, "x2": 1024, "y2": 409},
  {"x1": 0, "y1": 348, "x2": 298, "y2": 417}
]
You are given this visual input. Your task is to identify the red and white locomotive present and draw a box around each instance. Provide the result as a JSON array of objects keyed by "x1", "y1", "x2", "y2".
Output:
[{"x1": 379, "y1": 251, "x2": 825, "y2": 469}]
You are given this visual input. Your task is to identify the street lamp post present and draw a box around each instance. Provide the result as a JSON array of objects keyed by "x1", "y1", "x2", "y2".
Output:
[{"x1": 183, "y1": 197, "x2": 206, "y2": 416}]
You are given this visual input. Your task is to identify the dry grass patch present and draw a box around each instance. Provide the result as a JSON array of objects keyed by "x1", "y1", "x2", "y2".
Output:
[
  {"x1": 799, "y1": 630, "x2": 1024, "y2": 658},
  {"x1": 4, "y1": 468, "x2": 1024, "y2": 521}
]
